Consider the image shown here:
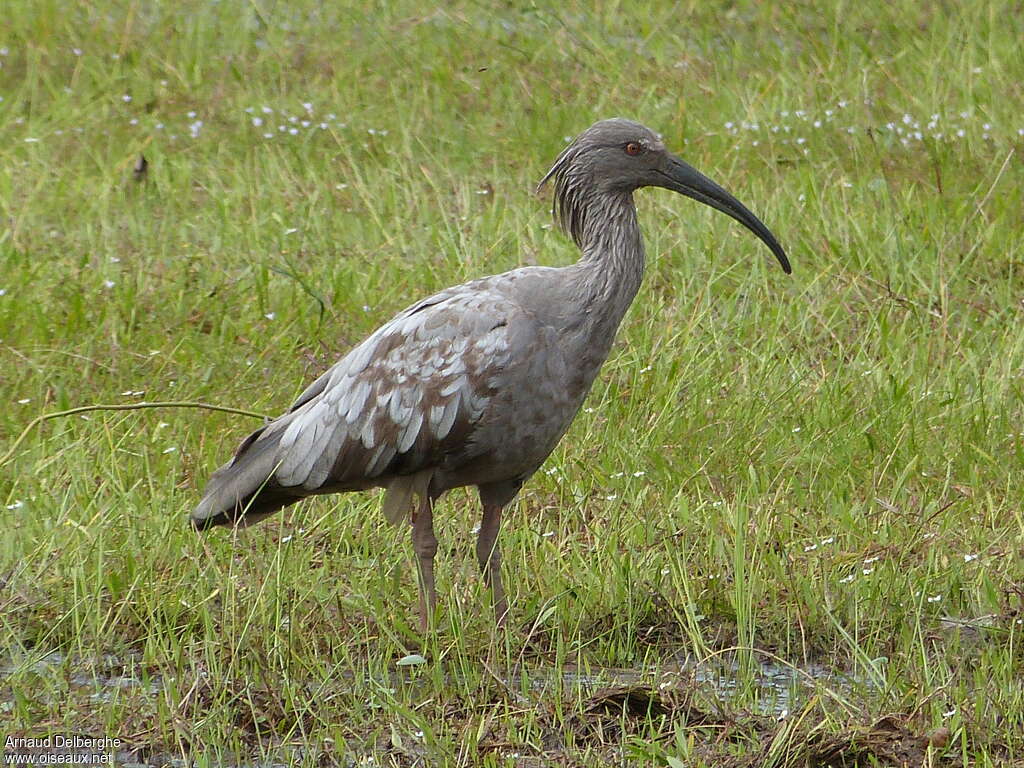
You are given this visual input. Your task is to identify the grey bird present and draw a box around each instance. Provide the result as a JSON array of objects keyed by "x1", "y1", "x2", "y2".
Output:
[{"x1": 191, "y1": 118, "x2": 790, "y2": 630}]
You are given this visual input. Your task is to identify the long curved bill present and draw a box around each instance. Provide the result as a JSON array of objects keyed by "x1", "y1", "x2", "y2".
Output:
[{"x1": 655, "y1": 156, "x2": 791, "y2": 274}]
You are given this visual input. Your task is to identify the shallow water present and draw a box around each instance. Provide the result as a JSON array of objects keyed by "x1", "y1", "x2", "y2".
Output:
[
  {"x1": 523, "y1": 654, "x2": 861, "y2": 718},
  {"x1": 2, "y1": 647, "x2": 864, "y2": 765}
]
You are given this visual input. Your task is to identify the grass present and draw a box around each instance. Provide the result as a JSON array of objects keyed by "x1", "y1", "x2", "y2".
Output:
[{"x1": 1, "y1": 0, "x2": 1023, "y2": 764}]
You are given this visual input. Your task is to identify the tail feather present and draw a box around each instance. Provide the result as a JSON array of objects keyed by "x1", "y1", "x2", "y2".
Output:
[{"x1": 191, "y1": 426, "x2": 303, "y2": 530}]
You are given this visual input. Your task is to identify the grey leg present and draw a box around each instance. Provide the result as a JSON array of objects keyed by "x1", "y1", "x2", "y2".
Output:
[
  {"x1": 411, "y1": 494, "x2": 438, "y2": 632},
  {"x1": 476, "y1": 503, "x2": 508, "y2": 626}
]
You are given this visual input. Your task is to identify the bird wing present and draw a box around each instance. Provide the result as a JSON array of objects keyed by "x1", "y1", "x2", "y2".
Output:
[{"x1": 254, "y1": 280, "x2": 525, "y2": 499}]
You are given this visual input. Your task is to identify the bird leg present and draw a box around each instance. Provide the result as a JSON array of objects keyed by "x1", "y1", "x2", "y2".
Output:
[
  {"x1": 476, "y1": 503, "x2": 508, "y2": 626},
  {"x1": 411, "y1": 493, "x2": 438, "y2": 632}
]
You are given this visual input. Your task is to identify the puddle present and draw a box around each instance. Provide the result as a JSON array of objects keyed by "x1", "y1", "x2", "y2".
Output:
[
  {"x1": 522, "y1": 655, "x2": 862, "y2": 718},
  {"x1": 2, "y1": 648, "x2": 866, "y2": 764},
  {"x1": 1, "y1": 650, "x2": 163, "y2": 702}
]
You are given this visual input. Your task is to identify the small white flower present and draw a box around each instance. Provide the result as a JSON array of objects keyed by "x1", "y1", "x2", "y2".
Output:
[
  {"x1": 281, "y1": 535, "x2": 293, "y2": 543},
  {"x1": 162, "y1": 446, "x2": 177, "y2": 454},
  {"x1": 72, "y1": 47, "x2": 83, "y2": 56},
  {"x1": 943, "y1": 708, "x2": 956, "y2": 719},
  {"x1": 6, "y1": 501, "x2": 24, "y2": 510},
  {"x1": 252, "y1": 117, "x2": 263, "y2": 127},
  {"x1": 862, "y1": 567, "x2": 874, "y2": 576},
  {"x1": 632, "y1": 471, "x2": 645, "y2": 477},
  {"x1": 284, "y1": 227, "x2": 298, "y2": 235},
  {"x1": 265, "y1": 312, "x2": 276, "y2": 320},
  {"x1": 927, "y1": 594, "x2": 942, "y2": 603},
  {"x1": 24, "y1": 137, "x2": 39, "y2": 143},
  {"x1": 542, "y1": 530, "x2": 555, "y2": 538},
  {"x1": 804, "y1": 544, "x2": 818, "y2": 552},
  {"x1": 104, "y1": 280, "x2": 115, "y2": 288},
  {"x1": 661, "y1": 568, "x2": 670, "y2": 575},
  {"x1": 839, "y1": 574, "x2": 855, "y2": 584},
  {"x1": 288, "y1": 127, "x2": 298, "y2": 135},
  {"x1": 605, "y1": 494, "x2": 618, "y2": 501},
  {"x1": 0, "y1": 289, "x2": 6, "y2": 296},
  {"x1": 263, "y1": 132, "x2": 274, "y2": 139},
  {"x1": 187, "y1": 110, "x2": 197, "y2": 118},
  {"x1": 963, "y1": 553, "x2": 978, "y2": 562},
  {"x1": 335, "y1": 183, "x2": 348, "y2": 190},
  {"x1": 262, "y1": 106, "x2": 273, "y2": 113},
  {"x1": 17, "y1": 398, "x2": 30, "y2": 404},
  {"x1": 792, "y1": 426, "x2": 801, "y2": 432},
  {"x1": 821, "y1": 536, "x2": 835, "y2": 545},
  {"x1": 122, "y1": 94, "x2": 131, "y2": 102}
]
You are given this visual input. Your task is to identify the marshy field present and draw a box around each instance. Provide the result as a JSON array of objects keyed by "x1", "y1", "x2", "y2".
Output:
[{"x1": 2, "y1": 1, "x2": 1023, "y2": 765}]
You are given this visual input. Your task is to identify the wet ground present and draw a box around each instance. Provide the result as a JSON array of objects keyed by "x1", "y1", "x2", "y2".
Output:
[{"x1": 1, "y1": 647, "x2": 873, "y2": 766}]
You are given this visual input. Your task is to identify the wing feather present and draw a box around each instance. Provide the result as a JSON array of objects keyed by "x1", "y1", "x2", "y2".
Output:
[{"x1": 263, "y1": 284, "x2": 520, "y2": 501}]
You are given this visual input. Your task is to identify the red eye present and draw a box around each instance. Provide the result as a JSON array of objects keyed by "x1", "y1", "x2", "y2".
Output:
[{"x1": 625, "y1": 142, "x2": 642, "y2": 156}]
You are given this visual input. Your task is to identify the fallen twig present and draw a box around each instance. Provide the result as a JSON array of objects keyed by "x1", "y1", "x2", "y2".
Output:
[{"x1": 0, "y1": 401, "x2": 269, "y2": 467}]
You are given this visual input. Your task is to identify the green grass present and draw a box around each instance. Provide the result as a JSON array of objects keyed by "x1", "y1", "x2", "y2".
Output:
[{"x1": 2, "y1": 0, "x2": 1023, "y2": 764}]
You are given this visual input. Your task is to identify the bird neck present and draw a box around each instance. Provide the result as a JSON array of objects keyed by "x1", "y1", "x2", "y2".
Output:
[{"x1": 576, "y1": 190, "x2": 646, "y2": 310}]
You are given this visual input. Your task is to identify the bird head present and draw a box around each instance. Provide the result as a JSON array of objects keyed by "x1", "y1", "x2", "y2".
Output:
[{"x1": 540, "y1": 118, "x2": 791, "y2": 274}]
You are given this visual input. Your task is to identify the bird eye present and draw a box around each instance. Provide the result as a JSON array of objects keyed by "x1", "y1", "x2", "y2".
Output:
[{"x1": 624, "y1": 142, "x2": 642, "y2": 156}]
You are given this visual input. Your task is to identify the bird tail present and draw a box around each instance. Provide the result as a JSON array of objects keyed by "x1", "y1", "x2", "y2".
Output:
[{"x1": 191, "y1": 426, "x2": 303, "y2": 530}]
